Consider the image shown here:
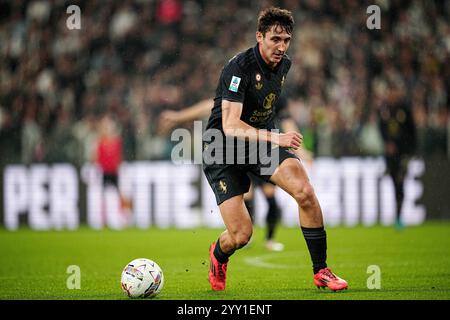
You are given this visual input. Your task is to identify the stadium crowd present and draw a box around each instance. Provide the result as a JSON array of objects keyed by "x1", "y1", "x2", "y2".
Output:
[{"x1": 0, "y1": 0, "x2": 449, "y2": 166}]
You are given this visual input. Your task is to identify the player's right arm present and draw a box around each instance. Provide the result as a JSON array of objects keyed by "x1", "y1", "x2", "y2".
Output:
[{"x1": 222, "y1": 99, "x2": 302, "y2": 149}]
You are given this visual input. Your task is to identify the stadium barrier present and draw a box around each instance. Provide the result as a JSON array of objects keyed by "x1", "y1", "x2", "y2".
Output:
[{"x1": 0, "y1": 157, "x2": 441, "y2": 231}]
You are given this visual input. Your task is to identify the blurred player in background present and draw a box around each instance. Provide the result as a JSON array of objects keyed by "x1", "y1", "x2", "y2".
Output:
[
  {"x1": 97, "y1": 114, "x2": 122, "y2": 189},
  {"x1": 378, "y1": 82, "x2": 417, "y2": 229},
  {"x1": 159, "y1": 95, "x2": 313, "y2": 252},
  {"x1": 95, "y1": 114, "x2": 131, "y2": 224}
]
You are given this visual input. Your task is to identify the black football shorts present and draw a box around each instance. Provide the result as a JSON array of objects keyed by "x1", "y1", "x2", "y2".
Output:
[{"x1": 202, "y1": 144, "x2": 298, "y2": 205}]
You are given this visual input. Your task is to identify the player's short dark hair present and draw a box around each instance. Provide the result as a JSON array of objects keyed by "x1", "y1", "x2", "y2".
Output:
[{"x1": 257, "y1": 7, "x2": 294, "y2": 36}]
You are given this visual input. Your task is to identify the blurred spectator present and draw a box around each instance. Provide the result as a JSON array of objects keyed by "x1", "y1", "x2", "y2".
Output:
[
  {"x1": 46, "y1": 108, "x2": 77, "y2": 163},
  {"x1": 359, "y1": 111, "x2": 384, "y2": 156},
  {"x1": 21, "y1": 97, "x2": 44, "y2": 164}
]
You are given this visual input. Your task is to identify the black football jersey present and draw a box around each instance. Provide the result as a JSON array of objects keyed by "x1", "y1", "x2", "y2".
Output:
[{"x1": 206, "y1": 43, "x2": 291, "y2": 132}]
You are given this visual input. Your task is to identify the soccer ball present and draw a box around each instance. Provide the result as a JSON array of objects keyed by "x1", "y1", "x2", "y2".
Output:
[{"x1": 120, "y1": 258, "x2": 164, "y2": 298}]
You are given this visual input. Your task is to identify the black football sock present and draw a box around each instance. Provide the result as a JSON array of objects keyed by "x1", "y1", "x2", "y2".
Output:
[
  {"x1": 244, "y1": 199, "x2": 255, "y2": 223},
  {"x1": 266, "y1": 196, "x2": 279, "y2": 240},
  {"x1": 213, "y1": 239, "x2": 232, "y2": 263},
  {"x1": 301, "y1": 226, "x2": 327, "y2": 274},
  {"x1": 267, "y1": 221, "x2": 276, "y2": 240}
]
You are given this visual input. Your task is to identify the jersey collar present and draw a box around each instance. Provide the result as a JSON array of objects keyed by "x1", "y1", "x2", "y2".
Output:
[{"x1": 253, "y1": 43, "x2": 282, "y2": 74}]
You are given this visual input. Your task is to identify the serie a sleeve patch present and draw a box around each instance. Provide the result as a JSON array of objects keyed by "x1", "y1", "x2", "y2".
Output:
[{"x1": 228, "y1": 76, "x2": 241, "y2": 92}]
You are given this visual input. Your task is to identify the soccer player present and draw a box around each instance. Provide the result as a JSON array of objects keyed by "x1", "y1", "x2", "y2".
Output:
[
  {"x1": 378, "y1": 81, "x2": 417, "y2": 229},
  {"x1": 201, "y1": 7, "x2": 348, "y2": 292}
]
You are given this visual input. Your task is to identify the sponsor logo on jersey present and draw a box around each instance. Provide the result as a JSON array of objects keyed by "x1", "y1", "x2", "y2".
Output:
[
  {"x1": 255, "y1": 73, "x2": 263, "y2": 90},
  {"x1": 263, "y1": 93, "x2": 276, "y2": 109},
  {"x1": 229, "y1": 76, "x2": 241, "y2": 92},
  {"x1": 249, "y1": 109, "x2": 272, "y2": 123}
]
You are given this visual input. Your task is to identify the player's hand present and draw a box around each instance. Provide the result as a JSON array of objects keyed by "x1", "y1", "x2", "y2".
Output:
[
  {"x1": 277, "y1": 131, "x2": 303, "y2": 149},
  {"x1": 158, "y1": 110, "x2": 180, "y2": 135}
]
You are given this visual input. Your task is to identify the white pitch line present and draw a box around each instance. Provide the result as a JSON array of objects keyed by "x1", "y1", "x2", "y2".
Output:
[
  {"x1": 243, "y1": 252, "x2": 300, "y2": 269},
  {"x1": 244, "y1": 252, "x2": 423, "y2": 270}
]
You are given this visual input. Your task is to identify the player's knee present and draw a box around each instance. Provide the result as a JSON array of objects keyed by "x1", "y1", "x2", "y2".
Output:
[
  {"x1": 292, "y1": 183, "x2": 316, "y2": 208},
  {"x1": 232, "y1": 230, "x2": 252, "y2": 249}
]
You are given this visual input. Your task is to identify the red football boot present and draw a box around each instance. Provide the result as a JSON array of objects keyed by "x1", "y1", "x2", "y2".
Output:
[
  {"x1": 208, "y1": 242, "x2": 228, "y2": 291},
  {"x1": 314, "y1": 267, "x2": 348, "y2": 292}
]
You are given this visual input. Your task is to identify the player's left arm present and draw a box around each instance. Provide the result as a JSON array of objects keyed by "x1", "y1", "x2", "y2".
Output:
[{"x1": 222, "y1": 99, "x2": 302, "y2": 149}]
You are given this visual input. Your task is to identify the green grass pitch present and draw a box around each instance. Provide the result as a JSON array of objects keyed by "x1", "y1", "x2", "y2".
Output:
[{"x1": 0, "y1": 222, "x2": 449, "y2": 300}]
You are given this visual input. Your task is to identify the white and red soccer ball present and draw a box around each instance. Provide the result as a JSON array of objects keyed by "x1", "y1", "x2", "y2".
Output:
[{"x1": 121, "y1": 258, "x2": 164, "y2": 298}]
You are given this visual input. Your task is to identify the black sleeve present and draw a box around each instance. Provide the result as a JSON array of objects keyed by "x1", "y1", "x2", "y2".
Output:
[{"x1": 220, "y1": 59, "x2": 249, "y2": 103}]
